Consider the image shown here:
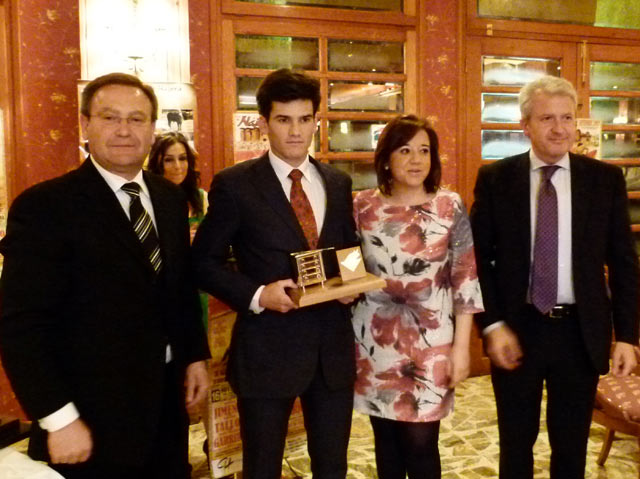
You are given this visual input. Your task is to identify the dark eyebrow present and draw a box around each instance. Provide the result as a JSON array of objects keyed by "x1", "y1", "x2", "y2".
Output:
[{"x1": 94, "y1": 107, "x2": 147, "y2": 117}]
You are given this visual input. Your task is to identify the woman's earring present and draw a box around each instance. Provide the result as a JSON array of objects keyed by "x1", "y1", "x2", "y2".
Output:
[{"x1": 384, "y1": 165, "x2": 389, "y2": 170}]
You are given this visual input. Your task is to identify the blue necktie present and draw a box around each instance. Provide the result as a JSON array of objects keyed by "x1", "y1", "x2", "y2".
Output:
[{"x1": 531, "y1": 165, "x2": 560, "y2": 314}]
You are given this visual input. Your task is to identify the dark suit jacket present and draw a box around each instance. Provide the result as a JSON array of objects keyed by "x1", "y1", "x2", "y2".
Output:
[
  {"x1": 0, "y1": 159, "x2": 210, "y2": 465},
  {"x1": 470, "y1": 151, "x2": 639, "y2": 374},
  {"x1": 192, "y1": 153, "x2": 358, "y2": 398}
]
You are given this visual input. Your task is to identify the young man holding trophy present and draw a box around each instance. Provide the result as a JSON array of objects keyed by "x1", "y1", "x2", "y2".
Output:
[{"x1": 193, "y1": 69, "x2": 361, "y2": 479}]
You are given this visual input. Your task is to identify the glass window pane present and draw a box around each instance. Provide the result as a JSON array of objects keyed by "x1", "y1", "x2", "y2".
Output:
[
  {"x1": 590, "y1": 62, "x2": 640, "y2": 91},
  {"x1": 478, "y1": 0, "x2": 597, "y2": 25},
  {"x1": 622, "y1": 166, "x2": 640, "y2": 191},
  {"x1": 236, "y1": 35, "x2": 318, "y2": 70},
  {"x1": 595, "y1": 2, "x2": 640, "y2": 30},
  {"x1": 237, "y1": 0, "x2": 402, "y2": 11},
  {"x1": 329, "y1": 81, "x2": 403, "y2": 112},
  {"x1": 591, "y1": 97, "x2": 640, "y2": 125},
  {"x1": 601, "y1": 131, "x2": 640, "y2": 159},
  {"x1": 237, "y1": 77, "x2": 262, "y2": 110},
  {"x1": 633, "y1": 232, "x2": 640, "y2": 256},
  {"x1": 328, "y1": 40, "x2": 403, "y2": 73},
  {"x1": 629, "y1": 199, "x2": 640, "y2": 224},
  {"x1": 634, "y1": 231, "x2": 640, "y2": 257},
  {"x1": 483, "y1": 56, "x2": 561, "y2": 87},
  {"x1": 479, "y1": 0, "x2": 640, "y2": 31},
  {"x1": 329, "y1": 120, "x2": 387, "y2": 152},
  {"x1": 481, "y1": 130, "x2": 530, "y2": 160},
  {"x1": 329, "y1": 161, "x2": 378, "y2": 190},
  {"x1": 482, "y1": 93, "x2": 521, "y2": 123}
]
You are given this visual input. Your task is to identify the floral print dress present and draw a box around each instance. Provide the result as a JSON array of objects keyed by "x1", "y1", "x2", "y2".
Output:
[{"x1": 352, "y1": 188, "x2": 483, "y2": 422}]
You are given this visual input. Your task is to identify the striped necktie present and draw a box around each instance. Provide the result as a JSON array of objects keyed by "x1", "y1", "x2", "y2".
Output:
[{"x1": 121, "y1": 182, "x2": 162, "y2": 273}]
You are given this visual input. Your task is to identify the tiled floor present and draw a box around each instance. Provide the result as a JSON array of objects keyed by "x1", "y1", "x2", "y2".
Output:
[
  {"x1": 191, "y1": 374, "x2": 640, "y2": 478},
  {"x1": 11, "y1": 374, "x2": 640, "y2": 478}
]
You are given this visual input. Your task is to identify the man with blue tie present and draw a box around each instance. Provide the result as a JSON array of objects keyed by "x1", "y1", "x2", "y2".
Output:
[{"x1": 471, "y1": 75, "x2": 639, "y2": 479}]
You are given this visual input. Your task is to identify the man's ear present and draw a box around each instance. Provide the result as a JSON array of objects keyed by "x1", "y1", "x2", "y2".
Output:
[
  {"x1": 520, "y1": 118, "x2": 530, "y2": 138},
  {"x1": 79, "y1": 114, "x2": 90, "y2": 140},
  {"x1": 258, "y1": 115, "x2": 268, "y2": 135}
]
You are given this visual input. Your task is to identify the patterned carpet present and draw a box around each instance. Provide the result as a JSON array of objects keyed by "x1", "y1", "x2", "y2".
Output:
[
  {"x1": 190, "y1": 374, "x2": 639, "y2": 479},
  {"x1": 9, "y1": 375, "x2": 640, "y2": 478}
]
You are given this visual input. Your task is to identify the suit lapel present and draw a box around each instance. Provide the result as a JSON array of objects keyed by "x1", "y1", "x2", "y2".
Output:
[
  {"x1": 313, "y1": 159, "x2": 339, "y2": 248},
  {"x1": 510, "y1": 153, "x2": 533, "y2": 262},
  {"x1": 569, "y1": 154, "x2": 592, "y2": 253},
  {"x1": 75, "y1": 159, "x2": 156, "y2": 274},
  {"x1": 145, "y1": 172, "x2": 176, "y2": 272},
  {"x1": 248, "y1": 154, "x2": 310, "y2": 248}
]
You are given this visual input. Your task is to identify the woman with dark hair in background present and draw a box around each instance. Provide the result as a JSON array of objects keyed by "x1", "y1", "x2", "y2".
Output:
[
  {"x1": 148, "y1": 130, "x2": 212, "y2": 468},
  {"x1": 148, "y1": 131, "x2": 207, "y2": 239},
  {"x1": 351, "y1": 115, "x2": 483, "y2": 479}
]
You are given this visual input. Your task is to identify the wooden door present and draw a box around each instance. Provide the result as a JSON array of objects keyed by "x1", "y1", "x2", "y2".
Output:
[{"x1": 463, "y1": 36, "x2": 577, "y2": 376}]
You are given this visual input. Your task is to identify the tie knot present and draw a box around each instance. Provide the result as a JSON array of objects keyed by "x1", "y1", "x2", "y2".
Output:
[
  {"x1": 541, "y1": 165, "x2": 560, "y2": 182},
  {"x1": 289, "y1": 169, "x2": 303, "y2": 182},
  {"x1": 122, "y1": 182, "x2": 141, "y2": 198}
]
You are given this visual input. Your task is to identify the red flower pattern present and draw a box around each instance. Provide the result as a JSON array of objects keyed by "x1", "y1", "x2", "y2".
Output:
[{"x1": 352, "y1": 189, "x2": 483, "y2": 422}]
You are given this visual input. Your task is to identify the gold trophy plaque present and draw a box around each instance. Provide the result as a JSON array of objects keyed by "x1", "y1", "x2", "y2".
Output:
[{"x1": 288, "y1": 246, "x2": 386, "y2": 307}]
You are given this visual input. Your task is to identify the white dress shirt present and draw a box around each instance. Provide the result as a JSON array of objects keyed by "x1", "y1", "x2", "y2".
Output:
[
  {"x1": 484, "y1": 150, "x2": 575, "y2": 335},
  {"x1": 529, "y1": 150, "x2": 575, "y2": 304},
  {"x1": 249, "y1": 151, "x2": 327, "y2": 314}
]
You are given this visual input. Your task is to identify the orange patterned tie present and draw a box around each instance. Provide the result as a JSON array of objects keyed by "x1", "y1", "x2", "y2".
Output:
[{"x1": 289, "y1": 169, "x2": 318, "y2": 249}]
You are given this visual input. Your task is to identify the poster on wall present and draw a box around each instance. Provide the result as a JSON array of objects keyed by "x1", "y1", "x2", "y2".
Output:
[
  {"x1": 151, "y1": 82, "x2": 197, "y2": 144},
  {"x1": 233, "y1": 112, "x2": 269, "y2": 163},
  {"x1": 233, "y1": 112, "x2": 317, "y2": 163},
  {"x1": 207, "y1": 306, "x2": 307, "y2": 479},
  {"x1": 572, "y1": 118, "x2": 602, "y2": 159}
]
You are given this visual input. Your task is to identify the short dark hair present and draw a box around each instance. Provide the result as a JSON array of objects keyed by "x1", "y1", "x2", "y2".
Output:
[
  {"x1": 256, "y1": 69, "x2": 321, "y2": 119},
  {"x1": 148, "y1": 131, "x2": 203, "y2": 216},
  {"x1": 374, "y1": 114, "x2": 441, "y2": 195},
  {"x1": 81, "y1": 72, "x2": 158, "y2": 121}
]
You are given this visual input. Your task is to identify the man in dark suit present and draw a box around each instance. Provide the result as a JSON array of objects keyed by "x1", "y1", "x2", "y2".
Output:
[
  {"x1": 470, "y1": 75, "x2": 639, "y2": 479},
  {"x1": 193, "y1": 69, "x2": 358, "y2": 479},
  {"x1": 0, "y1": 73, "x2": 210, "y2": 479}
]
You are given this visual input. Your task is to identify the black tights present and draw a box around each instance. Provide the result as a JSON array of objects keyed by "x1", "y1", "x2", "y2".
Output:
[{"x1": 370, "y1": 416, "x2": 441, "y2": 479}]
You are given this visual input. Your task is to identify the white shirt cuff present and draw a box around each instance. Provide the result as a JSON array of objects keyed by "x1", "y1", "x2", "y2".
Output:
[
  {"x1": 483, "y1": 320, "x2": 505, "y2": 335},
  {"x1": 38, "y1": 402, "x2": 80, "y2": 432},
  {"x1": 250, "y1": 285, "x2": 266, "y2": 314}
]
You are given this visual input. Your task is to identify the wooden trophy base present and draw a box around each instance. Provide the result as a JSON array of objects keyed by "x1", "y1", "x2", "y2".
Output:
[{"x1": 289, "y1": 272, "x2": 386, "y2": 307}]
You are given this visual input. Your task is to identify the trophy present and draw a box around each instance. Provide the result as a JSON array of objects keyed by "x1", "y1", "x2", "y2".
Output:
[{"x1": 288, "y1": 246, "x2": 386, "y2": 307}]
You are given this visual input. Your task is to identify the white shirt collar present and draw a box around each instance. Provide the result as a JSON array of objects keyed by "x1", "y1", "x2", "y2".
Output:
[
  {"x1": 529, "y1": 149, "x2": 570, "y2": 172},
  {"x1": 90, "y1": 156, "x2": 150, "y2": 197},
  {"x1": 268, "y1": 150, "x2": 313, "y2": 182}
]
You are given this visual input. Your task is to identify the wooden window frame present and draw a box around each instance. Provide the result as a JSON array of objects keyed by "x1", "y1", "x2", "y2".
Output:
[
  {"x1": 221, "y1": 17, "x2": 416, "y2": 169},
  {"x1": 466, "y1": 0, "x2": 640, "y2": 43},
  {"x1": 222, "y1": 0, "x2": 417, "y2": 26}
]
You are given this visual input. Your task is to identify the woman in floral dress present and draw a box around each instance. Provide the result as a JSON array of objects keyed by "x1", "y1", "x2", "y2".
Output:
[{"x1": 352, "y1": 115, "x2": 483, "y2": 479}]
